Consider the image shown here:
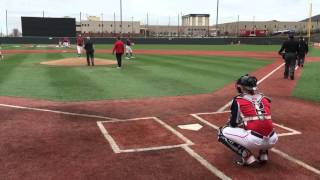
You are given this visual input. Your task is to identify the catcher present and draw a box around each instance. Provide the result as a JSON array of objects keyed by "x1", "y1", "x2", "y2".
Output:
[{"x1": 218, "y1": 75, "x2": 278, "y2": 166}]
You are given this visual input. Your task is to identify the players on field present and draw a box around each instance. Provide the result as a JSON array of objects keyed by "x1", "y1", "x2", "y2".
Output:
[
  {"x1": 278, "y1": 34, "x2": 299, "y2": 80},
  {"x1": 125, "y1": 37, "x2": 135, "y2": 59},
  {"x1": 218, "y1": 74, "x2": 278, "y2": 166},
  {"x1": 76, "y1": 34, "x2": 84, "y2": 57}
]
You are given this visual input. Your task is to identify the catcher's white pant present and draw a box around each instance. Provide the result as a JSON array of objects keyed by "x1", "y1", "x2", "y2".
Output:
[
  {"x1": 76, "y1": 45, "x2": 83, "y2": 54},
  {"x1": 126, "y1": 45, "x2": 133, "y2": 54},
  {"x1": 222, "y1": 127, "x2": 278, "y2": 151}
]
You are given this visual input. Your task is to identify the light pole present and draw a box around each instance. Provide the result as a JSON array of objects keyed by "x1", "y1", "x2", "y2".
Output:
[
  {"x1": 6, "y1": 10, "x2": 8, "y2": 37},
  {"x1": 131, "y1": 17, "x2": 134, "y2": 36},
  {"x1": 114, "y1": 12, "x2": 116, "y2": 36},
  {"x1": 101, "y1": 13, "x2": 104, "y2": 36},
  {"x1": 307, "y1": 0, "x2": 312, "y2": 45},
  {"x1": 216, "y1": 0, "x2": 219, "y2": 36},
  {"x1": 120, "y1": 0, "x2": 123, "y2": 35}
]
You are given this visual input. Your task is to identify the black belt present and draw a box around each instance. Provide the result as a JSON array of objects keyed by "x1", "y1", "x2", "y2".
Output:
[{"x1": 250, "y1": 130, "x2": 275, "y2": 139}]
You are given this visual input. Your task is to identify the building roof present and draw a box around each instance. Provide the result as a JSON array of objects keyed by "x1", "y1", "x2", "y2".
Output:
[
  {"x1": 300, "y1": 14, "x2": 320, "y2": 22},
  {"x1": 182, "y1": 14, "x2": 210, "y2": 18}
]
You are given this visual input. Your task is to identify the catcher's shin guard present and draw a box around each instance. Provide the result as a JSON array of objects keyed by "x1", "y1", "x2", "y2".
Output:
[{"x1": 218, "y1": 130, "x2": 247, "y2": 157}]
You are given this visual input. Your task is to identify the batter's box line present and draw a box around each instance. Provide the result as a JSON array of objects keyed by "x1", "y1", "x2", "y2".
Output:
[
  {"x1": 97, "y1": 116, "x2": 194, "y2": 154},
  {"x1": 190, "y1": 111, "x2": 301, "y2": 137}
]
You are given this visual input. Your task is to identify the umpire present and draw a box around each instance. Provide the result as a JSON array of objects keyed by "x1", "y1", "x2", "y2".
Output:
[
  {"x1": 278, "y1": 34, "x2": 299, "y2": 80},
  {"x1": 297, "y1": 36, "x2": 309, "y2": 68},
  {"x1": 84, "y1": 37, "x2": 94, "y2": 66}
]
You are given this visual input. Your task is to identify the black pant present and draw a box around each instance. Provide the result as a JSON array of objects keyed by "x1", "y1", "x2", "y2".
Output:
[
  {"x1": 86, "y1": 51, "x2": 94, "y2": 66},
  {"x1": 298, "y1": 53, "x2": 306, "y2": 67},
  {"x1": 116, "y1": 53, "x2": 123, "y2": 67},
  {"x1": 284, "y1": 53, "x2": 296, "y2": 79}
]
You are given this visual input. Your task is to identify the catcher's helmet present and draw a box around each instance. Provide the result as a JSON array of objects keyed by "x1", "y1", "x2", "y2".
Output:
[{"x1": 236, "y1": 74, "x2": 258, "y2": 92}]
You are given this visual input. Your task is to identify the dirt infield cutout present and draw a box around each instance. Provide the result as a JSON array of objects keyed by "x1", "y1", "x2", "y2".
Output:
[
  {"x1": 40, "y1": 57, "x2": 116, "y2": 67},
  {"x1": 97, "y1": 117, "x2": 194, "y2": 154}
]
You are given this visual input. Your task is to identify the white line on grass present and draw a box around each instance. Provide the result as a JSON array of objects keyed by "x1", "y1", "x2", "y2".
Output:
[{"x1": 217, "y1": 63, "x2": 285, "y2": 112}]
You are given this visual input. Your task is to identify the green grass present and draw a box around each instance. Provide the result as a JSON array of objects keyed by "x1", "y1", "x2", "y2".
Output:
[
  {"x1": 0, "y1": 53, "x2": 270, "y2": 101},
  {"x1": 3, "y1": 44, "x2": 320, "y2": 57},
  {"x1": 293, "y1": 62, "x2": 320, "y2": 103}
]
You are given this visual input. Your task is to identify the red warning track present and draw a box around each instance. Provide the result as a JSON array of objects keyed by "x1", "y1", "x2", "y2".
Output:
[{"x1": 0, "y1": 49, "x2": 320, "y2": 179}]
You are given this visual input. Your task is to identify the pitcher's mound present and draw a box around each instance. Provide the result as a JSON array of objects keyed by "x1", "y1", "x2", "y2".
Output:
[{"x1": 40, "y1": 57, "x2": 116, "y2": 67}]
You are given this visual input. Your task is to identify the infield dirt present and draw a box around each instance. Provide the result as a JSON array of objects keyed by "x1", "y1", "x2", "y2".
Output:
[{"x1": 40, "y1": 57, "x2": 116, "y2": 67}]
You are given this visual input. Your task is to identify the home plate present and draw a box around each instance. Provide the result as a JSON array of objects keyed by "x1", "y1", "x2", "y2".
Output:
[{"x1": 178, "y1": 123, "x2": 203, "y2": 131}]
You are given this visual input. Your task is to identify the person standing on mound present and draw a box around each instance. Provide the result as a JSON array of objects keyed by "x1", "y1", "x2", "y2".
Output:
[
  {"x1": 84, "y1": 37, "x2": 95, "y2": 66},
  {"x1": 112, "y1": 36, "x2": 125, "y2": 68},
  {"x1": 76, "y1": 34, "x2": 84, "y2": 57}
]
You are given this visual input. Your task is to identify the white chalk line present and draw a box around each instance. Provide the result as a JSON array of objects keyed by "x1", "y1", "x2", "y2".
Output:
[
  {"x1": 191, "y1": 111, "x2": 320, "y2": 176},
  {"x1": 98, "y1": 116, "x2": 231, "y2": 179},
  {"x1": 0, "y1": 103, "x2": 118, "y2": 121},
  {"x1": 0, "y1": 103, "x2": 231, "y2": 179},
  {"x1": 217, "y1": 63, "x2": 285, "y2": 112},
  {"x1": 182, "y1": 146, "x2": 232, "y2": 180},
  {"x1": 271, "y1": 148, "x2": 320, "y2": 176},
  {"x1": 97, "y1": 117, "x2": 194, "y2": 154}
]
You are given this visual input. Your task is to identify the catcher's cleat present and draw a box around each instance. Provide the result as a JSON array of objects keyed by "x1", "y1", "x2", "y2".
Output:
[
  {"x1": 235, "y1": 155, "x2": 257, "y2": 166},
  {"x1": 258, "y1": 150, "x2": 268, "y2": 164}
]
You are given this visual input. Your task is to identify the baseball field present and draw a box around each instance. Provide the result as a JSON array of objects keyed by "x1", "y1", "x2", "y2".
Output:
[{"x1": 1, "y1": 44, "x2": 320, "y2": 179}]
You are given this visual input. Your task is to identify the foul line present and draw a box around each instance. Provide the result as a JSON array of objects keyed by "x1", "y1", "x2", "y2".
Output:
[
  {"x1": 182, "y1": 146, "x2": 231, "y2": 180},
  {"x1": 271, "y1": 148, "x2": 320, "y2": 176},
  {"x1": 217, "y1": 63, "x2": 285, "y2": 112},
  {"x1": 0, "y1": 103, "x2": 118, "y2": 121}
]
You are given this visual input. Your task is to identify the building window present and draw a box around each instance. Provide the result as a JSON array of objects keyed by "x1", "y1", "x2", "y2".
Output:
[
  {"x1": 274, "y1": 25, "x2": 277, "y2": 28},
  {"x1": 264, "y1": 25, "x2": 267, "y2": 28},
  {"x1": 284, "y1": 25, "x2": 286, "y2": 28},
  {"x1": 110, "y1": 24, "x2": 113, "y2": 27},
  {"x1": 128, "y1": 25, "x2": 130, "y2": 27},
  {"x1": 245, "y1": 25, "x2": 247, "y2": 28},
  {"x1": 120, "y1": 25, "x2": 122, "y2": 27}
]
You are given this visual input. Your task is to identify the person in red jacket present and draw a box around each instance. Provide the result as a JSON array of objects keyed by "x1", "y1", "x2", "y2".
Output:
[
  {"x1": 112, "y1": 36, "x2": 125, "y2": 68},
  {"x1": 218, "y1": 74, "x2": 278, "y2": 166}
]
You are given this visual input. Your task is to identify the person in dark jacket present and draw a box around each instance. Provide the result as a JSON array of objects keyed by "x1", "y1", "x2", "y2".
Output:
[
  {"x1": 112, "y1": 36, "x2": 125, "y2": 68},
  {"x1": 297, "y1": 36, "x2": 308, "y2": 68},
  {"x1": 278, "y1": 34, "x2": 299, "y2": 80},
  {"x1": 84, "y1": 37, "x2": 94, "y2": 66}
]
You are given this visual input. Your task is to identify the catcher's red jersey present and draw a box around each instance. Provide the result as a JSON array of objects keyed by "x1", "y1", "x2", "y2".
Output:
[{"x1": 235, "y1": 94, "x2": 273, "y2": 136}]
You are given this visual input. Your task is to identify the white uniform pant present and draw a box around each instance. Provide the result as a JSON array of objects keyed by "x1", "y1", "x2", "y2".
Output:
[
  {"x1": 77, "y1": 45, "x2": 83, "y2": 54},
  {"x1": 126, "y1": 45, "x2": 133, "y2": 54},
  {"x1": 222, "y1": 127, "x2": 278, "y2": 151}
]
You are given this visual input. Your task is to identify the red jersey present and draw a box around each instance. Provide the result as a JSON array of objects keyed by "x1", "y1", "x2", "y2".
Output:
[
  {"x1": 230, "y1": 93, "x2": 274, "y2": 136},
  {"x1": 76, "y1": 37, "x2": 84, "y2": 46},
  {"x1": 112, "y1": 40, "x2": 125, "y2": 54}
]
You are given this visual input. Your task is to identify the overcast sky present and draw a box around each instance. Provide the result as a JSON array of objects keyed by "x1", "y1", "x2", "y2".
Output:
[{"x1": 1, "y1": 0, "x2": 319, "y2": 33}]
